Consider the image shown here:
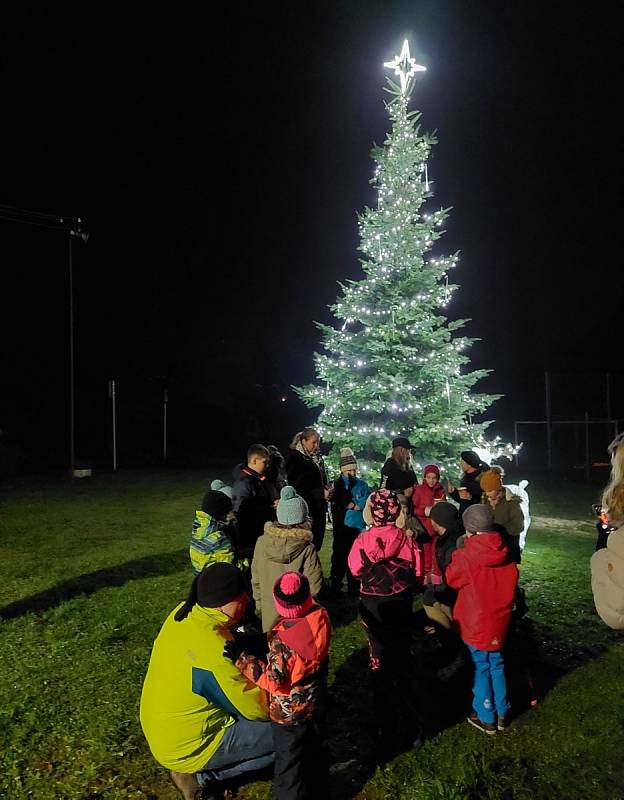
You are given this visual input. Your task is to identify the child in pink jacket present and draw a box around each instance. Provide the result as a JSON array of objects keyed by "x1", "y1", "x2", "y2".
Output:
[{"x1": 348, "y1": 489, "x2": 423, "y2": 759}]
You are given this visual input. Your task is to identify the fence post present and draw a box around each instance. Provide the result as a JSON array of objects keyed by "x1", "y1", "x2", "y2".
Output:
[
  {"x1": 585, "y1": 411, "x2": 590, "y2": 482},
  {"x1": 163, "y1": 389, "x2": 168, "y2": 463},
  {"x1": 545, "y1": 372, "x2": 553, "y2": 471},
  {"x1": 108, "y1": 379, "x2": 117, "y2": 473},
  {"x1": 514, "y1": 422, "x2": 519, "y2": 468}
]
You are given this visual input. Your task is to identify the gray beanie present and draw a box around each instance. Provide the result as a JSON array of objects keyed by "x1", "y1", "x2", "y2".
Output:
[
  {"x1": 462, "y1": 504, "x2": 494, "y2": 533},
  {"x1": 211, "y1": 479, "x2": 233, "y2": 500},
  {"x1": 277, "y1": 485, "x2": 309, "y2": 526}
]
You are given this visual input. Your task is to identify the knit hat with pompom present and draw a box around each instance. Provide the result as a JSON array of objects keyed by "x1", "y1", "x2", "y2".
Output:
[
  {"x1": 273, "y1": 571, "x2": 313, "y2": 619},
  {"x1": 277, "y1": 485, "x2": 309, "y2": 526},
  {"x1": 368, "y1": 489, "x2": 401, "y2": 526},
  {"x1": 339, "y1": 447, "x2": 357, "y2": 473}
]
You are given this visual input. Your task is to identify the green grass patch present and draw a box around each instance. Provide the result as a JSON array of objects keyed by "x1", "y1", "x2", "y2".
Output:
[{"x1": 1, "y1": 470, "x2": 623, "y2": 799}]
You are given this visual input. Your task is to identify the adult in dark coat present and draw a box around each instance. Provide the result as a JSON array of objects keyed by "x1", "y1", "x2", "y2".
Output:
[
  {"x1": 447, "y1": 450, "x2": 489, "y2": 516},
  {"x1": 285, "y1": 428, "x2": 331, "y2": 551},
  {"x1": 380, "y1": 436, "x2": 418, "y2": 495}
]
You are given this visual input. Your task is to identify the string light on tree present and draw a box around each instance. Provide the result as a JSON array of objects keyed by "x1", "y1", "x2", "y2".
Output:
[{"x1": 295, "y1": 39, "x2": 518, "y2": 481}]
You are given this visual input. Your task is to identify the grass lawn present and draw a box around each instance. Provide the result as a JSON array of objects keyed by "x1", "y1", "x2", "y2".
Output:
[{"x1": 1, "y1": 469, "x2": 623, "y2": 799}]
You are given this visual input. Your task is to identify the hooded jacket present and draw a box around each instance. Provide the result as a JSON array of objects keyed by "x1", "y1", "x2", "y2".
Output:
[
  {"x1": 252, "y1": 521, "x2": 324, "y2": 632},
  {"x1": 348, "y1": 523, "x2": 422, "y2": 596},
  {"x1": 189, "y1": 510, "x2": 237, "y2": 575},
  {"x1": 236, "y1": 604, "x2": 331, "y2": 724},
  {"x1": 139, "y1": 604, "x2": 268, "y2": 773},
  {"x1": 591, "y1": 523, "x2": 624, "y2": 629},
  {"x1": 489, "y1": 490, "x2": 525, "y2": 538},
  {"x1": 445, "y1": 531, "x2": 518, "y2": 650}
]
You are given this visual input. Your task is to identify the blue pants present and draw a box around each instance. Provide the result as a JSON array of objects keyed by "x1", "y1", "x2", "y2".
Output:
[
  {"x1": 197, "y1": 717, "x2": 274, "y2": 787},
  {"x1": 467, "y1": 645, "x2": 510, "y2": 724}
]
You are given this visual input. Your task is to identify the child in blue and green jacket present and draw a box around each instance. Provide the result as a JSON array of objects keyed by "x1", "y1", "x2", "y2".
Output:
[
  {"x1": 190, "y1": 488, "x2": 239, "y2": 575},
  {"x1": 330, "y1": 447, "x2": 371, "y2": 596}
]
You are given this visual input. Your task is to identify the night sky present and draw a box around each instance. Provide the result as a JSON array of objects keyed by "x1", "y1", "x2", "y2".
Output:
[{"x1": 1, "y1": 3, "x2": 622, "y2": 469}]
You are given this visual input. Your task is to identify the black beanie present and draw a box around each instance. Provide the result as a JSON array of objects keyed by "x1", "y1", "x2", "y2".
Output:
[
  {"x1": 429, "y1": 501, "x2": 460, "y2": 530},
  {"x1": 197, "y1": 563, "x2": 246, "y2": 608},
  {"x1": 201, "y1": 489, "x2": 232, "y2": 521},
  {"x1": 461, "y1": 450, "x2": 486, "y2": 470},
  {"x1": 175, "y1": 562, "x2": 246, "y2": 622}
]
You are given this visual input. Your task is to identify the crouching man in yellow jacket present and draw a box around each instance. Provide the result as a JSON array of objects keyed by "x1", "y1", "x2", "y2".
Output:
[{"x1": 140, "y1": 563, "x2": 273, "y2": 800}]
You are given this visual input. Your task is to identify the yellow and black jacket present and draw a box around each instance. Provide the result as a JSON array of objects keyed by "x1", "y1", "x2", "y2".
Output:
[{"x1": 140, "y1": 603, "x2": 268, "y2": 772}]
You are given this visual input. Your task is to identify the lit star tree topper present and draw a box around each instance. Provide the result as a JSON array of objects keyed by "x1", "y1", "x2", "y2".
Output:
[
  {"x1": 295, "y1": 40, "x2": 518, "y2": 482},
  {"x1": 383, "y1": 39, "x2": 426, "y2": 95}
]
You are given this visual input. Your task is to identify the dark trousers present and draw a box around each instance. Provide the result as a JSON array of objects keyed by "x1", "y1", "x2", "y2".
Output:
[
  {"x1": 311, "y1": 511, "x2": 327, "y2": 552},
  {"x1": 271, "y1": 715, "x2": 329, "y2": 800},
  {"x1": 330, "y1": 523, "x2": 360, "y2": 592},
  {"x1": 360, "y1": 591, "x2": 418, "y2": 744}
]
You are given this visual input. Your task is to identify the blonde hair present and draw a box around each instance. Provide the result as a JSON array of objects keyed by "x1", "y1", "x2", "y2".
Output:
[
  {"x1": 289, "y1": 427, "x2": 318, "y2": 449},
  {"x1": 602, "y1": 435, "x2": 624, "y2": 524},
  {"x1": 391, "y1": 446, "x2": 410, "y2": 470}
]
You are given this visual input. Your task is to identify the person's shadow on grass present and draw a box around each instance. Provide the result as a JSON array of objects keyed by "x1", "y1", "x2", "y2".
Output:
[
  {"x1": 0, "y1": 550, "x2": 188, "y2": 620},
  {"x1": 327, "y1": 645, "x2": 381, "y2": 799},
  {"x1": 326, "y1": 607, "x2": 580, "y2": 800},
  {"x1": 323, "y1": 592, "x2": 360, "y2": 630}
]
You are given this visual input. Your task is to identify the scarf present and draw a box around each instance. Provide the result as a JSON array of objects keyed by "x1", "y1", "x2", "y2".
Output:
[{"x1": 295, "y1": 438, "x2": 327, "y2": 483}]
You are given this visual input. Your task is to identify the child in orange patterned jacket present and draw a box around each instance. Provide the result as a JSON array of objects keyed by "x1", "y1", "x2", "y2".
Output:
[{"x1": 224, "y1": 572, "x2": 331, "y2": 800}]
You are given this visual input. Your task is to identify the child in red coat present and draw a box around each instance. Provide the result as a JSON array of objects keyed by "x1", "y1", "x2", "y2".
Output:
[
  {"x1": 411, "y1": 464, "x2": 446, "y2": 582},
  {"x1": 411, "y1": 465, "x2": 448, "y2": 628},
  {"x1": 445, "y1": 504, "x2": 518, "y2": 734},
  {"x1": 225, "y1": 572, "x2": 331, "y2": 800}
]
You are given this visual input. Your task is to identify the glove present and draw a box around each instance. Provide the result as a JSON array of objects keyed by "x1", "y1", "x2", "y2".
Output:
[{"x1": 223, "y1": 638, "x2": 244, "y2": 664}]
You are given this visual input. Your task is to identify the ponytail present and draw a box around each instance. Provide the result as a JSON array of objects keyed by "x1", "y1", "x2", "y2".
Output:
[{"x1": 175, "y1": 574, "x2": 199, "y2": 622}]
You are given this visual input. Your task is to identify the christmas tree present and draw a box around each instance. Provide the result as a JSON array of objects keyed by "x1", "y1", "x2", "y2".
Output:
[{"x1": 295, "y1": 40, "x2": 515, "y2": 482}]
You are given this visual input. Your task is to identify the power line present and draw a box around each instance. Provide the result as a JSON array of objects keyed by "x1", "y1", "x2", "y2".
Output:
[
  {"x1": 0, "y1": 203, "x2": 67, "y2": 221},
  {"x1": 0, "y1": 203, "x2": 83, "y2": 232}
]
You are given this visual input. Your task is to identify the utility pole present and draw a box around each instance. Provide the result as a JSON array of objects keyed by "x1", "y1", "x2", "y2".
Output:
[{"x1": 0, "y1": 205, "x2": 88, "y2": 478}]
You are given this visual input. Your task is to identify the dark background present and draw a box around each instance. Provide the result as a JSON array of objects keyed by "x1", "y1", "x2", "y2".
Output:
[{"x1": 1, "y1": 2, "x2": 622, "y2": 472}]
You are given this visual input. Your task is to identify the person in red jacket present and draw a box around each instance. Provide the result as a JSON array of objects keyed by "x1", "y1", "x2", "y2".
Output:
[
  {"x1": 224, "y1": 572, "x2": 331, "y2": 800},
  {"x1": 445, "y1": 503, "x2": 518, "y2": 735},
  {"x1": 411, "y1": 464, "x2": 446, "y2": 581}
]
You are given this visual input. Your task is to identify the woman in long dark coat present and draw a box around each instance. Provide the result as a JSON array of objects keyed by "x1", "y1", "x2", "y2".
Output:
[{"x1": 285, "y1": 427, "x2": 331, "y2": 551}]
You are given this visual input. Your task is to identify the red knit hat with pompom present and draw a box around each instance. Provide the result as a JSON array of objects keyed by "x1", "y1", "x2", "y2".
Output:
[{"x1": 273, "y1": 572, "x2": 313, "y2": 619}]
